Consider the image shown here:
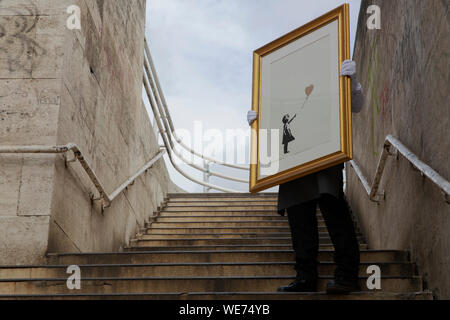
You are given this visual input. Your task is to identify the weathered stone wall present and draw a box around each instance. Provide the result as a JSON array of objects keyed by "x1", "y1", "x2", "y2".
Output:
[
  {"x1": 1, "y1": 0, "x2": 173, "y2": 264},
  {"x1": 0, "y1": 0, "x2": 69, "y2": 265},
  {"x1": 347, "y1": 0, "x2": 449, "y2": 298}
]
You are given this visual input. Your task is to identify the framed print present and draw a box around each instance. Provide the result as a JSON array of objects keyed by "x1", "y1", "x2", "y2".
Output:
[{"x1": 250, "y1": 4, "x2": 352, "y2": 193}]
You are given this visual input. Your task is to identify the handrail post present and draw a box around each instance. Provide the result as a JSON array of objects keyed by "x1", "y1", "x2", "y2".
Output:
[
  {"x1": 349, "y1": 135, "x2": 450, "y2": 205},
  {"x1": 203, "y1": 160, "x2": 211, "y2": 193},
  {"x1": 0, "y1": 144, "x2": 166, "y2": 210}
]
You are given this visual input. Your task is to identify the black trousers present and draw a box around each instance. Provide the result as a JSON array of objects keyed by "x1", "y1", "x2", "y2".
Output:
[{"x1": 286, "y1": 194, "x2": 360, "y2": 282}]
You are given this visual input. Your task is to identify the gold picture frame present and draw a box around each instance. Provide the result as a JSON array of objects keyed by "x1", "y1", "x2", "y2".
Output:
[{"x1": 250, "y1": 4, "x2": 352, "y2": 193}]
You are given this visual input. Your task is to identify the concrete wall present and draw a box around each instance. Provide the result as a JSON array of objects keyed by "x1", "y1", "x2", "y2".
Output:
[
  {"x1": 0, "y1": 0, "x2": 68, "y2": 265},
  {"x1": 1, "y1": 0, "x2": 173, "y2": 265},
  {"x1": 346, "y1": 0, "x2": 449, "y2": 299}
]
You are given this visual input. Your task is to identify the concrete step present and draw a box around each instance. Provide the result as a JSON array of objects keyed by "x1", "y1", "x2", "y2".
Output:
[
  {"x1": 132, "y1": 238, "x2": 358, "y2": 246},
  {"x1": 150, "y1": 218, "x2": 329, "y2": 228},
  {"x1": 132, "y1": 238, "x2": 294, "y2": 247},
  {"x1": 158, "y1": 211, "x2": 294, "y2": 217},
  {"x1": 0, "y1": 262, "x2": 415, "y2": 279},
  {"x1": 134, "y1": 235, "x2": 294, "y2": 242},
  {"x1": 46, "y1": 250, "x2": 410, "y2": 265},
  {"x1": 0, "y1": 291, "x2": 433, "y2": 300},
  {"x1": 152, "y1": 216, "x2": 289, "y2": 222},
  {"x1": 144, "y1": 227, "x2": 294, "y2": 235},
  {"x1": 167, "y1": 193, "x2": 278, "y2": 200},
  {"x1": 136, "y1": 232, "x2": 295, "y2": 239},
  {"x1": 134, "y1": 234, "x2": 359, "y2": 242},
  {"x1": 135, "y1": 233, "x2": 362, "y2": 242},
  {"x1": 150, "y1": 216, "x2": 359, "y2": 229},
  {"x1": 0, "y1": 276, "x2": 423, "y2": 295},
  {"x1": 159, "y1": 210, "x2": 323, "y2": 217},
  {"x1": 163, "y1": 206, "x2": 278, "y2": 212},
  {"x1": 150, "y1": 216, "x2": 358, "y2": 230},
  {"x1": 125, "y1": 243, "x2": 369, "y2": 252},
  {"x1": 147, "y1": 221, "x2": 290, "y2": 228},
  {"x1": 166, "y1": 201, "x2": 278, "y2": 206}
]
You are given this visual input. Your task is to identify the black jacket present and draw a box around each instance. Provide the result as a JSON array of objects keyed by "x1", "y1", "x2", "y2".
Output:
[{"x1": 277, "y1": 164, "x2": 344, "y2": 215}]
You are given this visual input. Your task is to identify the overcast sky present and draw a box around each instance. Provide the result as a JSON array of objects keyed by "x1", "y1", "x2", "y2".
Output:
[{"x1": 144, "y1": 0, "x2": 362, "y2": 192}]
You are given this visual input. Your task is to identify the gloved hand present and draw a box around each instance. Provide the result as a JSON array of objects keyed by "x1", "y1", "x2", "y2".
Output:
[
  {"x1": 247, "y1": 110, "x2": 257, "y2": 126},
  {"x1": 341, "y1": 59, "x2": 362, "y2": 91},
  {"x1": 340, "y1": 59, "x2": 357, "y2": 79},
  {"x1": 341, "y1": 60, "x2": 365, "y2": 113}
]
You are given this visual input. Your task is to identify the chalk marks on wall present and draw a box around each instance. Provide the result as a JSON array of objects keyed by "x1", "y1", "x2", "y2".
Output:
[
  {"x1": 367, "y1": 34, "x2": 381, "y2": 156},
  {"x1": 380, "y1": 80, "x2": 391, "y2": 122},
  {"x1": 366, "y1": 34, "x2": 392, "y2": 157},
  {"x1": 0, "y1": 0, "x2": 47, "y2": 74}
]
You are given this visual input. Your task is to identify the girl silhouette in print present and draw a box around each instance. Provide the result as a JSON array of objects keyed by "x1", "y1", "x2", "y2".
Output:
[
  {"x1": 281, "y1": 84, "x2": 314, "y2": 155},
  {"x1": 282, "y1": 114, "x2": 297, "y2": 154}
]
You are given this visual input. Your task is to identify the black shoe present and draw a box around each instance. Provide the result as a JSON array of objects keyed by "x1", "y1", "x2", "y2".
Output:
[
  {"x1": 277, "y1": 279, "x2": 317, "y2": 293},
  {"x1": 326, "y1": 279, "x2": 361, "y2": 294}
]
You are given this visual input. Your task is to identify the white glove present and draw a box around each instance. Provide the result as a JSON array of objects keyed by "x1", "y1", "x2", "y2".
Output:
[
  {"x1": 341, "y1": 59, "x2": 361, "y2": 91},
  {"x1": 247, "y1": 110, "x2": 257, "y2": 126},
  {"x1": 341, "y1": 60, "x2": 365, "y2": 113},
  {"x1": 340, "y1": 59, "x2": 357, "y2": 79}
]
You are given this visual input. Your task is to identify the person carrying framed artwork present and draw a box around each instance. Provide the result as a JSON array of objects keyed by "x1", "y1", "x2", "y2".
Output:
[
  {"x1": 247, "y1": 58, "x2": 364, "y2": 294},
  {"x1": 247, "y1": 5, "x2": 365, "y2": 294}
]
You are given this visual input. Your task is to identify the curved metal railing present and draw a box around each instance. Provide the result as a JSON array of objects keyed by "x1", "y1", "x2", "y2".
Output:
[
  {"x1": 144, "y1": 39, "x2": 249, "y2": 171},
  {"x1": 143, "y1": 38, "x2": 250, "y2": 193},
  {"x1": 143, "y1": 77, "x2": 246, "y2": 193}
]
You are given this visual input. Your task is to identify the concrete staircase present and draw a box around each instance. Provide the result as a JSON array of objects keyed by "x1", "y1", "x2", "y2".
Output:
[{"x1": 0, "y1": 193, "x2": 432, "y2": 300}]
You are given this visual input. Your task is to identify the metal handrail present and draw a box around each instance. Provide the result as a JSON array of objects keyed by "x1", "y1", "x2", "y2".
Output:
[
  {"x1": 105, "y1": 149, "x2": 166, "y2": 207},
  {"x1": 349, "y1": 135, "x2": 450, "y2": 204},
  {"x1": 144, "y1": 38, "x2": 250, "y2": 172},
  {"x1": 143, "y1": 56, "x2": 248, "y2": 184},
  {"x1": 143, "y1": 66, "x2": 246, "y2": 193},
  {"x1": 0, "y1": 144, "x2": 166, "y2": 209},
  {"x1": 142, "y1": 41, "x2": 250, "y2": 192}
]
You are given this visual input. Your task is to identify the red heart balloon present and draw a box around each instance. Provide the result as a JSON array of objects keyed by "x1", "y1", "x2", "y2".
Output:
[{"x1": 305, "y1": 85, "x2": 314, "y2": 97}]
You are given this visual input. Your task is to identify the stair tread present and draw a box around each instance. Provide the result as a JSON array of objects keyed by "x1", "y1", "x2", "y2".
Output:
[
  {"x1": 151, "y1": 220, "x2": 288, "y2": 225},
  {"x1": 163, "y1": 210, "x2": 284, "y2": 212},
  {"x1": 163, "y1": 206, "x2": 278, "y2": 208},
  {"x1": 47, "y1": 249, "x2": 407, "y2": 256},
  {"x1": 167, "y1": 202, "x2": 278, "y2": 204},
  {"x1": 155, "y1": 215, "x2": 286, "y2": 217},
  {"x1": 146, "y1": 227, "x2": 292, "y2": 229},
  {"x1": 125, "y1": 244, "x2": 367, "y2": 250},
  {"x1": 0, "y1": 277, "x2": 422, "y2": 295},
  {"x1": 137, "y1": 232, "x2": 341, "y2": 235},
  {"x1": 0, "y1": 275, "x2": 422, "y2": 281},
  {"x1": 0, "y1": 261, "x2": 412, "y2": 269},
  {"x1": 134, "y1": 237, "x2": 334, "y2": 239},
  {"x1": 167, "y1": 193, "x2": 278, "y2": 196},
  {"x1": 166, "y1": 204, "x2": 278, "y2": 206},
  {"x1": 0, "y1": 291, "x2": 433, "y2": 300}
]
